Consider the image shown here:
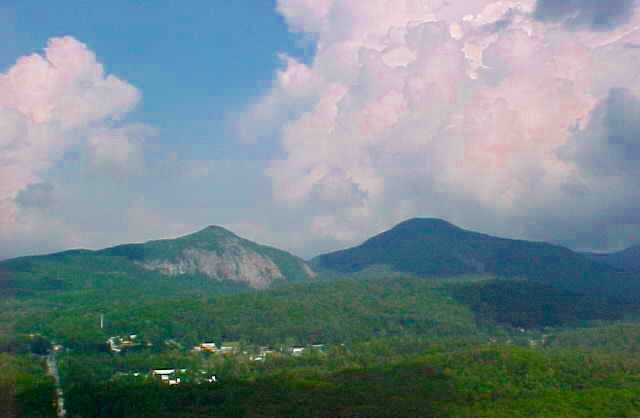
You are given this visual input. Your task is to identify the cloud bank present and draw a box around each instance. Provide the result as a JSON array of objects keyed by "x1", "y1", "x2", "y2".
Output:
[
  {"x1": 0, "y1": 37, "x2": 155, "y2": 254},
  {"x1": 240, "y1": 0, "x2": 640, "y2": 251}
]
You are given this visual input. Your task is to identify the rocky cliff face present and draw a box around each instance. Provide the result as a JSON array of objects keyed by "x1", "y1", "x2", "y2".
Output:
[
  {"x1": 0, "y1": 225, "x2": 315, "y2": 293},
  {"x1": 138, "y1": 233, "x2": 297, "y2": 289}
]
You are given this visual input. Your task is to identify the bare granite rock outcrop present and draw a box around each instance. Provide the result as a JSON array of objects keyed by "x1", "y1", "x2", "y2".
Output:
[{"x1": 139, "y1": 236, "x2": 288, "y2": 289}]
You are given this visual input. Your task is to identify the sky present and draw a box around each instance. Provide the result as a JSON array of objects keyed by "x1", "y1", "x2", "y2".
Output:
[{"x1": 2, "y1": 0, "x2": 640, "y2": 260}]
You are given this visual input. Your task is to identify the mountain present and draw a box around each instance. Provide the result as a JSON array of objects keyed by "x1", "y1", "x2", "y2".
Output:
[
  {"x1": 98, "y1": 226, "x2": 315, "y2": 289},
  {"x1": 582, "y1": 244, "x2": 640, "y2": 272},
  {"x1": 0, "y1": 226, "x2": 315, "y2": 298},
  {"x1": 312, "y1": 218, "x2": 640, "y2": 302}
]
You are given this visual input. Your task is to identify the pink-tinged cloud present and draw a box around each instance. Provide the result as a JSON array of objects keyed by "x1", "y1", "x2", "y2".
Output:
[
  {"x1": 241, "y1": 0, "x2": 640, "y2": 245},
  {"x1": 0, "y1": 36, "x2": 149, "y2": 235}
]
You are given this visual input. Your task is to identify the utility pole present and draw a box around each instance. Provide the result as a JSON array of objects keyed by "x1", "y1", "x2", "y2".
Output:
[{"x1": 100, "y1": 314, "x2": 104, "y2": 330}]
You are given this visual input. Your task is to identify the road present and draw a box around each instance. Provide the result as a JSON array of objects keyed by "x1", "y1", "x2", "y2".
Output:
[{"x1": 46, "y1": 351, "x2": 66, "y2": 418}]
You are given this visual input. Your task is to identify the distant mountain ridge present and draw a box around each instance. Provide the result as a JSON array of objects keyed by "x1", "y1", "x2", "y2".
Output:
[
  {"x1": 582, "y1": 244, "x2": 640, "y2": 273},
  {"x1": 313, "y1": 218, "x2": 640, "y2": 302},
  {"x1": 1, "y1": 226, "x2": 315, "y2": 296}
]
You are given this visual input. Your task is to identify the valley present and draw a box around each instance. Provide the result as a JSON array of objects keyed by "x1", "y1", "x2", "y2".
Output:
[{"x1": 3, "y1": 218, "x2": 640, "y2": 417}]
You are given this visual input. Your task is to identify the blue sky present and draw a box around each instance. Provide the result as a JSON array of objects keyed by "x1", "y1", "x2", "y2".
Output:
[
  {"x1": 1, "y1": 0, "x2": 312, "y2": 159},
  {"x1": 2, "y1": 0, "x2": 640, "y2": 259}
]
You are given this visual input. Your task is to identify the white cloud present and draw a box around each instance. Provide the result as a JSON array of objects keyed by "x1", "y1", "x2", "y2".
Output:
[
  {"x1": 87, "y1": 123, "x2": 156, "y2": 176},
  {"x1": 0, "y1": 36, "x2": 153, "y2": 245},
  {"x1": 240, "y1": 0, "x2": 640, "y2": 248}
]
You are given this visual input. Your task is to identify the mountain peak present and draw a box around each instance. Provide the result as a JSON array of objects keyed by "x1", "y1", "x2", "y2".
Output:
[
  {"x1": 186, "y1": 225, "x2": 237, "y2": 240},
  {"x1": 393, "y1": 218, "x2": 461, "y2": 232},
  {"x1": 202, "y1": 225, "x2": 233, "y2": 233},
  {"x1": 357, "y1": 217, "x2": 467, "y2": 252},
  {"x1": 313, "y1": 217, "x2": 636, "y2": 302}
]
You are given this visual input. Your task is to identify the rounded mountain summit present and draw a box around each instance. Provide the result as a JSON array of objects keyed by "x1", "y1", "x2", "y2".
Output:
[{"x1": 312, "y1": 218, "x2": 639, "y2": 302}]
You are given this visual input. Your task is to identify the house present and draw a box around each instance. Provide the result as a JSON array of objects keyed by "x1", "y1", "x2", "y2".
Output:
[
  {"x1": 107, "y1": 334, "x2": 142, "y2": 353},
  {"x1": 201, "y1": 342, "x2": 217, "y2": 350},
  {"x1": 107, "y1": 337, "x2": 122, "y2": 353},
  {"x1": 152, "y1": 369, "x2": 176, "y2": 377},
  {"x1": 152, "y1": 369, "x2": 187, "y2": 385},
  {"x1": 290, "y1": 347, "x2": 305, "y2": 356},
  {"x1": 193, "y1": 342, "x2": 218, "y2": 352}
]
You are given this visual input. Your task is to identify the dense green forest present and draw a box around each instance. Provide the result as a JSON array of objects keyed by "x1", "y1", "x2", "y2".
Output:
[
  {"x1": 58, "y1": 337, "x2": 640, "y2": 418},
  {"x1": 14, "y1": 275, "x2": 637, "y2": 351},
  {"x1": 314, "y1": 218, "x2": 640, "y2": 302},
  {"x1": 0, "y1": 354, "x2": 56, "y2": 418},
  {"x1": 583, "y1": 244, "x2": 640, "y2": 272},
  {"x1": 3, "y1": 220, "x2": 640, "y2": 417},
  {"x1": 5, "y1": 273, "x2": 640, "y2": 417},
  {"x1": 14, "y1": 276, "x2": 479, "y2": 348},
  {"x1": 445, "y1": 278, "x2": 638, "y2": 328}
]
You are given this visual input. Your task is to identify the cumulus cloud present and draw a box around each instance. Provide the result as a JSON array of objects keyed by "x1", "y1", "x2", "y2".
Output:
[
  {"x1": 563, "y1": 88, "x2": 640, "y2": 175},
  {"x1": 0, "y1": 36, "x2": 153, "y2": 249},
  {"x1": 551, "y1": 87, "x2": 640, "y2": 249},
  {"x1": 87, "y1": 123, "x2": 156, "y2": 176},
  {"x1": 534, "y1": 0, "x2": 636, "y2": 30},
  {"x1": 239, "y1": 0, "x2": 640, "y2": 251}
]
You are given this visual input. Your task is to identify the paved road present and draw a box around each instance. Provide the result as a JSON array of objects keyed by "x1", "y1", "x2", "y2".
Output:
[{"x1": 46, "y1": 352, "x2": 66, "y2": 418}]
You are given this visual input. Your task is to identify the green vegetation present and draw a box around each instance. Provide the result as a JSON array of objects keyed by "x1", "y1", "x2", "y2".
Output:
[
  {"x1": 6, "y1": 270, "x2": 640, "y2": 417},
  {"x1": 4, "y1": 219, "x2": 640, "y2": 416},
  {"x1": 445, "y1": 278, "x2": 636, "y2": 328},
  {"x1": 0, "y1": 354, "x2": 56, "y2": 418},
  {"x1": 17, "y1": 276, "x2": 480, "y2": 348},
  {"x1": 583, "y1": 244, "x2": 640, "y2": 272},
  {"x1": 58, "y1": 338, "x2": 640, "y2": 418},
  {"x1": 0, "y1": 225, "x2": 311, "y2": 301},
  {"x1": 0, "y1": 225, "x2": 314, "y2": 350},
  {"x1": 545, "y1": 323, "x2": 640, "y2": 354},
  {"x1": 313, "y1": 218, "x2": 640, "y2": 302}
]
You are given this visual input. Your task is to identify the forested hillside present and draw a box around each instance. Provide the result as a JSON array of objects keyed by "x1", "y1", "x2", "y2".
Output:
[
  {"x1": 16, "y1": 276, "x2": 480, "y2": 347},
  {"x1": 583, "y1": 244, "x2": 640, "y2": 272},
  {"x1": 4, "y1": 220, "x2": 640, "y2": 418},
  {"x1": 59, "y1": 338, "x2": 640, "y2": 418},
  {"x1": 0, "y1": 225, "x2": 313, "y2": 300},
  {"x1": 14, "y1": 275, "x2": 639, "y2": 351},
  {"x1": 314, "y1": 218, "x2": 640, "y2": 302}
]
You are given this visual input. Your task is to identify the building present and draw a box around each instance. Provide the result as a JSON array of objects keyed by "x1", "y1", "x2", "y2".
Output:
[
  {"x1": 193, "y1": 342, "x2": 218, "y2": 352},
  {"x1": 290, "y1": 347, "x2": 305, "y2": 356},
  {"x1": 152, "y1": 369, "x2": 187, "y2": 385}
]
